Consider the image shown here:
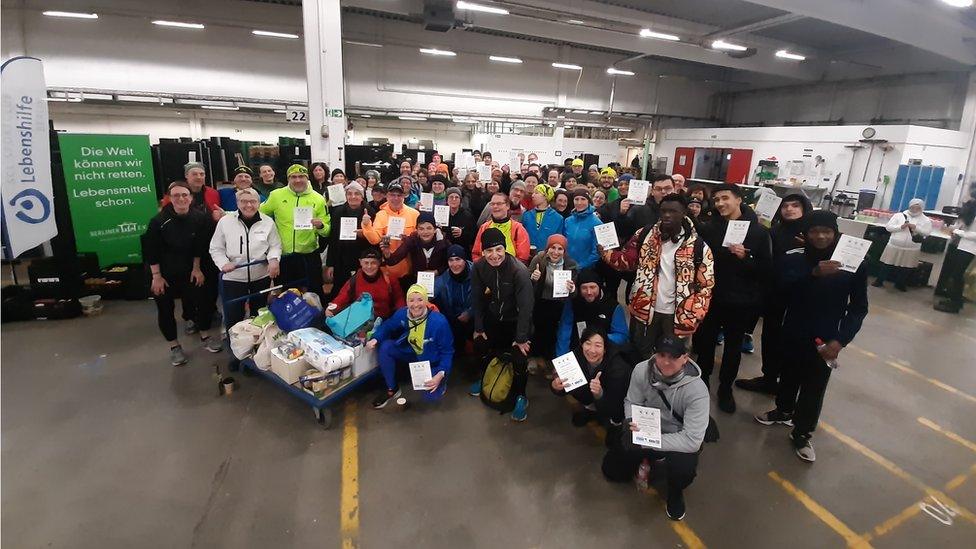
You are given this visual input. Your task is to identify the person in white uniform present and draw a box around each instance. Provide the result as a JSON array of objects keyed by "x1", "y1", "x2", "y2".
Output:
[{"x1": 873, "y1": 198, "x2": 932, "y2": 291}]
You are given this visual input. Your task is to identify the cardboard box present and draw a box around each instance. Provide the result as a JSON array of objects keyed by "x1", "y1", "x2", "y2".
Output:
[{"x1": 270, "y1": 344, "x2": 308, "y2": 385}]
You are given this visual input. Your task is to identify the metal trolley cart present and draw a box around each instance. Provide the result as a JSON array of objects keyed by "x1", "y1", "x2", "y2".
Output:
[{"x1": 219, "y1": 259, "x2": 378, "y2": 429}]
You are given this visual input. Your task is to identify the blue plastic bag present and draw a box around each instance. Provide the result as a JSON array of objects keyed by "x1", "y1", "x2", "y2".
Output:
[
  {"x1": 269, "y1": 290, "x2": 320, "y2": 332},
  {"x1": 326, "y1": 292, "x2": 374, "y2": 339}
]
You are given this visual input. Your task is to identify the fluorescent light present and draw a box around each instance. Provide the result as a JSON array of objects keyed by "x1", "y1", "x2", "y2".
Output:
[
  {"x1": 712, "y1": 40, "x2": 747, "y2": 52},
  {"x1": 639, "y1": 29, "x2": 680, "y2": 41},
  {"x1": 565, "y1": 19, "x2": 585, "y2": 25},
  {"x1": 201, "y1": 105, "x2": 240, "y2": 111},
  {"x1": 552, "y1": 62, "x2": 582, "y2": 70},
  {"x1": 253, "y1": 30, "x2": 299, "y2": 39},
  {"x1": 81, "y1": 93, "x2": 114, "y2": 101},
  {"x1": 343, "y1": 39, "x2": 383, "y2": 48},
  {"x1": 941, "y1": 0, "x2": 973, "y2": 7},
  {"x1": 556, "y1": 115, "x2": 566, "y2": 119},
  {"x1": 42, "y1": 11, "x2": 98, "y2": 19},
  {"x1": 429, "y1": 114, "x2": 453, "y2": 119},
  {"x1": 399, "y1": 116, "x2": 428, "y2": 121},
  {"x1": 419, "y1": 48, "x2": 457, "y2": 57},
  {"x1": 607, "y1": 68, "x2": 635, "y2": 76},
  {"x1": 118, "y1": 95, "x2": 173, "y2": 104},
  {"x1": 274, "y1": 109, "x2": 288, "y2": 113},
  {"x1": 360, "y1": 114, "x2": 372, "y2": 118},
  {"x1": 452, "y1": 117, "x2": 477, "y2": 123},
  {"x1": 775, "y1": 50, "x2": 806, "y2": 61},
  {"x1": 489, "y1": 55, "x2": 523, "y2": 64},
  {"x1": 152, "y1": 20, "x2": 205, "y2": 29},
  {"x1": 46, "y1": 97, "x2": 82, "y2": 102},
  {"x1": 456, "y1": 1, "x2": 509, "y2": 15}
]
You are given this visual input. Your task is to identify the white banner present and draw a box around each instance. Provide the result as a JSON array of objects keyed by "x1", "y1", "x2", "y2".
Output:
[{"x1": 1, "y1": 57, "x2": 57, "y2": 258}]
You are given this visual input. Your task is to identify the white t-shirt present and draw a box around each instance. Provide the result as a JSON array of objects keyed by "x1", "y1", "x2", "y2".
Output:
[{"x1": 654, "y1": 234, "x2": 682, "y2": 314}]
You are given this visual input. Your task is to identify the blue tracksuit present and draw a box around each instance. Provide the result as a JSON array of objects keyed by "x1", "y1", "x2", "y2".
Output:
[
  {"x1": 563, "y1": 205, "x2": 602, "y2": 269},
  {"x1": 373, "y1": 306, "x2": 455, "y2": 399},
  {"x1": 521, "y1": 207, "x2": 566, "y2": 252},
  {"x1": 433, "y1": 262, "x2": 473, "y2": 319}
]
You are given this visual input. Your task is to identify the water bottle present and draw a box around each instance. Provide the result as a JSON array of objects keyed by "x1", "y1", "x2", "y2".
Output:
[
  {"x1": 635, "y1": 458, "x2": 651, "y2": 490},
  {"x1": 815, "y1": 338, "x2": 839, "y2": 369}
]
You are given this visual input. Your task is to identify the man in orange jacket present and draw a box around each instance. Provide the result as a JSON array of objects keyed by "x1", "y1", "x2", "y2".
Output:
[{"x1": 363, "y1": 178, "x2": 420, "y2": 284}]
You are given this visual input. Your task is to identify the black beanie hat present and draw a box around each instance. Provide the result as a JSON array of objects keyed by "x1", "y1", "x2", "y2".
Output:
[
  {"x1": 417, "y1": 211, "x2": 437, "y2": 227},
  {"x1": 804, "y1": 210, "x2": 839, "y2": 233},
  {"x1": 360, "y1": 247, "x2": 382, "y2": 260},
  {"x1": 576, "y1": 267, "x2": 604, "y2": 288},
  {"x1": 572, "y1": 188, "x2": 592, "y2": 203},
  {"x1": 480, "y1": 227, "x2": 506, "y2": 250}
]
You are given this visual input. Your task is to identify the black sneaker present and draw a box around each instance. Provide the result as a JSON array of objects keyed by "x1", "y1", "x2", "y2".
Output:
[
  {"x1": 372, "y1": 387, "x2": 402, "y2": 409},
  {"x1": 790, "y1": 433, "x2": 816, "y2": 463},
  {"x1": 735, "y1": 376, "x2": 778, "y2": 395},
  {"x1": 572, "y1": 408, "x2": 596, "y2": 427},
  {"x1": 666, "y1": 490, "x2": 686, "y2": 521},
  {"x1": 717, "y1": 388, "x2": 736, "y2": 414},
  {"x1": 754, "y1": 409, "x2": 793, "y2": 426}
]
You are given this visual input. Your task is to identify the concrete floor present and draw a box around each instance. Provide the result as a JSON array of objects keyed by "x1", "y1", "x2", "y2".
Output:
[{"x1": 2, "y1": 286, "x2": 975, "y2": 548}]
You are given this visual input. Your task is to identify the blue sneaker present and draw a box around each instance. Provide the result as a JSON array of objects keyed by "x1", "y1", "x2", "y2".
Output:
[
  {"x1": 741, "y1": 334, "x2": 754, "y2": 354},
  {"x1": 716, "y1": 331, "x2": 724, "y2": 345},
  {"x1": 468, "y1": 379, "x2": 482, "y2": 396},
  {"x1": 511, "y1": 395, "x2": 528, "y2": 422}
]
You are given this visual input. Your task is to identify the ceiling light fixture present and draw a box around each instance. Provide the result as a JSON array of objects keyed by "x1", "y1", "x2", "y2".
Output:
[
  {"x1": 273, "y1": 109, "x2": 288, "y2": 113},
  {"x1": 456, "y1": 1, "x2": 509, "y2": 15},
  {"x1": 152, "y1": 20, "x2": 205, "y2": 29},
  {"x1": 552, "y1": 62, "x2": 582, "y2": 70},
  {"x1": 607, "y1": 68, "x2": 635, "y2": 76},
  {"x1": 201, "y1": 105, "x2": 240, "y2": 111},
  {"x1": 452, "y1": 117, "x2": 478, "y2": 123},
  {"x1": 941, "y1": 0, "x2": 973, "y2": 7},
  {"x1": 46, "y1": 97, "x2": 82, "y2": 102},
  {"x1": 42, "y1": 11, "x2": 98, "y2": 19},
  {"x1": 419, "y1": 48, "x2": 457, "y2": 56},
  {"x1": 775, "y1": 50, "x2": 806, "y2": 61},
  {"x1": 360, "y1": 114, "x2": 372, "y2": 118},
  {"x1": 399, "y1": 116, "x2": 429, "y2": 121},
  {"x1": 489, "y1": 55, "x2": 523, "y2": 64},
  {"x1": 711, "y1": 40, "x2": 747, "y2": 52},
  {"x1": 639, "y1": 29, "x2": 680, "y2": 41},
  {"x1": 343, "y1": 39, "x2": 384, "y2": 48},
  {"x1": 565, "y1": 19, "x2": 585, "y2": 25},
  {"x1": 253, "y1": 30, "x2": 299, "y2": 39}
]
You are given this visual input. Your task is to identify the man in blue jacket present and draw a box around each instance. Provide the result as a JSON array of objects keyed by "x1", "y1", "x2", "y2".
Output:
[
  {"x1": 522, "y1": 183, "x2": 565, "y2": 254},
  {"x1": 563, "y1": 188, "x2": 602, "y2": 269},
  {"x1": 555, "y1": 269, "x2": 628, "y2": 357},
  {"x1": 367, "y1": 284, "x2": 455, "y2": 408},
  {"x1": 754, "y1": 211, "x2": 868, "y2": 463},
  {"x1": 433, "y1": 245, "x2": 473, "y2": 353}
]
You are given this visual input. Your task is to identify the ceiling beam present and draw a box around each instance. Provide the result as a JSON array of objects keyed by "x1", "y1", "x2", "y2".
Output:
[
  {"x1": 701, "y1": 13, "x2": 806, "y2": 40},
  {"x1": 742, "y1": 0, "x2": 976, "y2": 66}
]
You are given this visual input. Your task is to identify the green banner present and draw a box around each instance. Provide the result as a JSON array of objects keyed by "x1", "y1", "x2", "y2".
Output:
[{"x1": 59, "y1": 134, "x2": 159, "y2": 267}]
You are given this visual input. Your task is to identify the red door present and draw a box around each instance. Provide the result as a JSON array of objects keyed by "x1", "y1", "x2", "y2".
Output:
[
  {"x1": 673, "y1": 147, "x2": 694, "y2": 178},
  {"x1": 725, "y1": 149, "x2": 753, "y2": 184}
]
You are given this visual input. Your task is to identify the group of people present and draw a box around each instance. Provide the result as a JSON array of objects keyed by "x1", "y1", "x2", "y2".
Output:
[{"x1": 145, "y1": 149, "x2": 976, "y2": 523}]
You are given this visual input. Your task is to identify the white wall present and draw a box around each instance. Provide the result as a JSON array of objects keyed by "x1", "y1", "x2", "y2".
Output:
[
  {"x1": 657, "y1": 125, "x2": 969, "y2": 209},
  {"x1": 471, "y1": 133, "x2": 626, "y2": 166}
]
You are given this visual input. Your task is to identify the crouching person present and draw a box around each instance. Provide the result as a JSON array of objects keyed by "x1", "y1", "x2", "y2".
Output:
[
  {"x1": 550, "y1": 328, "x2": 630, "y2": 430},
  {"x1": 602, "y1": 336, "x2": 709, "y2": 522},
  {"x1": 367, "y1": 284, "x2": 454, "y2": 409}
]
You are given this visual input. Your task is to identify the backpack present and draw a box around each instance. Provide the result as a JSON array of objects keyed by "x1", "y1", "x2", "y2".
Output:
[{"x1": 480, "y1": 354, "x2": 517, "y2": 413}]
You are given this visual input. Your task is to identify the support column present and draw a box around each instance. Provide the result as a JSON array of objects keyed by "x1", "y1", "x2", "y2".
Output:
[{"x1": 303, "y1": 0, "x2": 346, "y2": 168}]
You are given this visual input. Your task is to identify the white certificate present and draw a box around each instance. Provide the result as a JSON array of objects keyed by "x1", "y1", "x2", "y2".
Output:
[
  {"x1": 576, "y1": 321, "x2": 587, "y2": 338},
  {"x1": 552, "y1": 269, "x2": 572, "y2": 298},
  {"x1": 434, "y1": 205, "x2": 450, "y2": 227},
  {"x1": 327, "y1": 183, "x2": 346, "y2": 206},
  {"x1": 830, "y1": 234, "x2": 872, "y2": 273},
  {"x1": 419, "y1": 192, "x2": 434, "y2": 212},
  {"x1": 459, "y1": 152, "x2": 473, "y2": 169},
  {"x1": 416, "y1": 271, "x2": 436, "y2": 297},
  {"x1": 509, "y1": 151, "x2": 522, "y2": 171},
  {"x1": 387, "y1": 216, "x2": 406, "y2": 240},
  {"x1": 551, "y1": 352, "x2": 587, "y2": 392},
  {"x1": 632, "y1": 405, "x2": 662, "y2": 448},
  {"x1": 594, "y1": 222, "x2": 620, "y2": 250},
  {"x1": 339, "y1": 217, "x2": 358, "y2": 241},
  {"x1": 754, "y1": 193, "x2": 783, "y2": 225},
  {"x1": 293, "y1": 206, "x2": 314, "y2": 230},
  {"x1": 627, "y1": 180, "x2": 649, "y2": 206},
  {"x1": 417, "y1": 152, "x2": 426, "y2": 164},
  {"x1": 722, "y1": 220, "x2": 750, "y2": 247},
  {"x1": 477, "y1": 163, "x2": 492, "y2": 181},
  {"x1": 409, "y1": 360, "x2": 432, "y2": 391}
]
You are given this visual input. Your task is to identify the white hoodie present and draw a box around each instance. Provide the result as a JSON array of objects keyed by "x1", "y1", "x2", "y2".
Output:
[{"x1": 210, "y1": 211, "x2": 282, "y2": 283}]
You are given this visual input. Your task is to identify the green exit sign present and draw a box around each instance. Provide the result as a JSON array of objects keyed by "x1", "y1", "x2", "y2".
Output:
[{"x1": 328, "y1": 108, "x2": 344, "y2": 117}]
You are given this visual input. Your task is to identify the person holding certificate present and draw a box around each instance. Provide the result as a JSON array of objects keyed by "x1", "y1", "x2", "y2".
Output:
[
  {"x1": 527, "y1": 234, "x2": 579, "y2": 363},
  {"x1": 755, "y1": 211, "x2": 868, "y2": 463},
  {"x1": 602, "y1": 335, "x2": 709, "y2": 522},
  {"x1": 362, "y1": 179, "x2": 420, "y2": 285},
  {"x1": 550, "y1": 328, "x2": 630, "y2": 430},
  {"x1": 367, "y1": 284, "x2": 454, "y2": 409},
  {"x1": 443, "y1": 187, "x2": 475, "y2": 256},
  {"x1": 324, "y1": 181, "x2": 369, "y2": 301},
  {"x1": 327, "y1": 248, "x2": 404, "y2": 321},
  {"x1": 555, "y1": 268, "x2": 629, "y2": 357},
  {"x1": 429, "y1": 174, "x2": 449, "y2": 207},
  {"x1": 563, "y1": 189, "x2": 603, "y2": 269},
  {"x1": 382, "y1": 212, "x2": 451, "y2": 287},
  {"x1": 693, "y1": 184, "x2": 771, "y2": 414},
  {"x1": 873, "y1": 198, "x2": 932, "y2": 291}
]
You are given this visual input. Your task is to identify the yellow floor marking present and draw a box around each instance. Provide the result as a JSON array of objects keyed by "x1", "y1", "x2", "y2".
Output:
[
  {"x1": 917, "y1": 417, "x2": 976, "y2": 454},
  {"x1": 340, "y1": 399, "x2": 360, "y2": 549},
  {"x1": 864, "y1": 463, "x2": 976, "y2": 540},
  {"x1": 767, "y1": 471, "x2": 873, "y2": 548},
  {"x1": 871, "y1": 304, "x2": 976, "y2": 343},
  {"x1": 820, "y1": 422, "x2": 976, "y2": 526},
  {"x1": 848, "y1": 345, "x2": 976, "y2": 405},
  {"x1": 585, "y1": 411, "x2": 706, "y2": 548}
]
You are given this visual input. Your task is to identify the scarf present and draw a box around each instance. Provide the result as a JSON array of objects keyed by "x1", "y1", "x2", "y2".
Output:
[
  {"x1": 544, "y1": 256, "x2": 565, "y2": 299},
  {"x1": 407, "y1": 310, "x2": 429, "y2": 355}
]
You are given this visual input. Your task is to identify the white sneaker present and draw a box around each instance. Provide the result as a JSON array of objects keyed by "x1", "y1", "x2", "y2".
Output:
[{"x1": 791, "y1": 435, "x2": 816, "y2": 463}]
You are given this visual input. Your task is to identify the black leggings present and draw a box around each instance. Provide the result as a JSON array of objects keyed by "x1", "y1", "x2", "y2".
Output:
[
  {"x1": 693, "y1": 302, "x2": 755, "y2": 390},
  {"x1": 280, "y1": 253, "x2": 325, "y2": 304},
  {"x1": 154, "y1": 275, "x2": 214, "y2": 342},
  {"x1": 531, "y1": 298, "x2": 564, "y2": 361},
  {"x1": 221, "y1": 278, "x2": 271, "y2": 329},
  {"x1": 941, "y1": 247, "x2": 974, "y2": 308},
  {"x1": 602, "y1": 445, "x2": 699, "y2": 495}
]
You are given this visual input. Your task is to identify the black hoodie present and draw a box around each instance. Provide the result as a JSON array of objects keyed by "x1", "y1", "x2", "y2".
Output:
[
  {"x1": 700, "y1": 204, "x2": 772, "y2": 308},
  {"x1": 550, "y1": 343, "x2": 632, "y2": 423},
  {"x1": 769, "y1": 193, "x2": 813, "y2": 259}
]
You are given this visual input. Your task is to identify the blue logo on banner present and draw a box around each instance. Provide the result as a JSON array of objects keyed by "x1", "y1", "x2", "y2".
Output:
[{"x1": 9, "y1": 188, "x2": 51, "y2": 224}]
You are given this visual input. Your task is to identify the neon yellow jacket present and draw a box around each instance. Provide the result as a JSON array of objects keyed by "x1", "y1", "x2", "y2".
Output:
[{"x1": 259, "y1": 185, "x2": 330, "y2": 254}]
